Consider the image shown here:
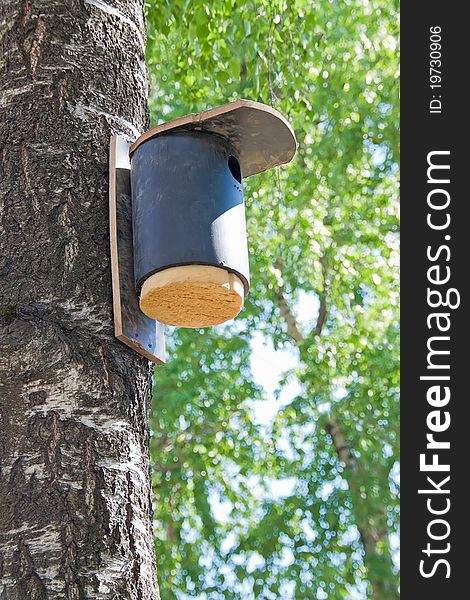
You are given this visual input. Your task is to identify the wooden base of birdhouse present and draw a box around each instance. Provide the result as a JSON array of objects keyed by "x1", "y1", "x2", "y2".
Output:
[
  {"x1": 139, "y1": 265, "x2": 245, "y2": 328},
  {"x1": 109, "y1": 135, "x2": 166, "y2": 364}
]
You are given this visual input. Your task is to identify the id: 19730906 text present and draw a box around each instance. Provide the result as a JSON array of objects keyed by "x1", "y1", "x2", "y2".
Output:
[{"x1": 429, "y1": 26, "x2": 443, "y2": 114}]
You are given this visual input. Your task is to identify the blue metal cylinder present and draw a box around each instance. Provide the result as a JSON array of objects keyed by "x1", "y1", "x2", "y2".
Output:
[{"x1": 130, "y1": 131, "x2": 250, "y2": 295}]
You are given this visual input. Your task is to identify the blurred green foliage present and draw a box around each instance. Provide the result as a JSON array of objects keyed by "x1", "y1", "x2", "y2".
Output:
[{"x1": 145, "y1": 0, "x2": 399, "y2": 598}]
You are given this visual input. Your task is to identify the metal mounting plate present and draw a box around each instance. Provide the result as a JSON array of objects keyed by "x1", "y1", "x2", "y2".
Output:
[{"x1": 109, "y1": 135, "x2": 166, "y2": 364}]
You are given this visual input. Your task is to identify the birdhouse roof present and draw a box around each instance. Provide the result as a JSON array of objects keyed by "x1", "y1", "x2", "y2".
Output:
[{"x1": 129, "y1": 99, "x2": 297, "y2": 178}]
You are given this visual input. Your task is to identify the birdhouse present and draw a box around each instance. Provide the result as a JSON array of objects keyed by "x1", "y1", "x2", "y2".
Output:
[{"x1": 109, "y1": 100, "x2": 296, "y2": 363}]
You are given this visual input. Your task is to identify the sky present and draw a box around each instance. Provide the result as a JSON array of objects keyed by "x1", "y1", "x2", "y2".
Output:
[{"x1": 249, "y1": 290, "x2": 319, "y2": 425}]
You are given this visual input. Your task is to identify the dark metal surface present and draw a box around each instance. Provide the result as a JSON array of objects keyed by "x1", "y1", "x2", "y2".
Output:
[
  {"x1": 109, "y1": 136, "x2": 166, "y2": 364},
  {"x1": 131, "y1": 131, "x2": 250, "y2": 294}
]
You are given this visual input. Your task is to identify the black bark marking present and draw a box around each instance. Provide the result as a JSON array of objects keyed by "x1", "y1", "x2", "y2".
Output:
[
  {"x1": 28, "y1": 390, "x2": 48, "y2": 405},
  {"x1": 12, "y1": 540, "x2": 47, "y2": 600}
]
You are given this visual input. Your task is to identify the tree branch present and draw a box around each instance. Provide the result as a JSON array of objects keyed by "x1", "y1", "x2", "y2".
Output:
[
  {"x1": 274, "y1": 258, "x2": 305, "y2": 344},
  {"x1": 314, "y1": 254, "x2": 328, "y2": 337},
  {"x1": 275, "y1": 290, "x2": 305, "y2": 344},
  {"x1": 325, "y1": 418, "x2": 357, "y2": 471},
  {"x1": 274, "y1": 251, "x2": 329, "y2": 344}
]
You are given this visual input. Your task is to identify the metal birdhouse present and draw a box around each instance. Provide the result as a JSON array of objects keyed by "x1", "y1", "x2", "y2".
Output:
[{"x1": 109, "y1": 100, "x2": 297, "y2": 363}]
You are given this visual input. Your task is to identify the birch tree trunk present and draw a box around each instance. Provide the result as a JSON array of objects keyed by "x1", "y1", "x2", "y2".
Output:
[{"x1": 0, "y1": 1, "x2": 159, "y2": 598}]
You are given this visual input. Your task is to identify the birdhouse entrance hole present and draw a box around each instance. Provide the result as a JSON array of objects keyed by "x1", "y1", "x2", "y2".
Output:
[{"x1": 228, "y1": 155, "x2": 242, "y2": 183}]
